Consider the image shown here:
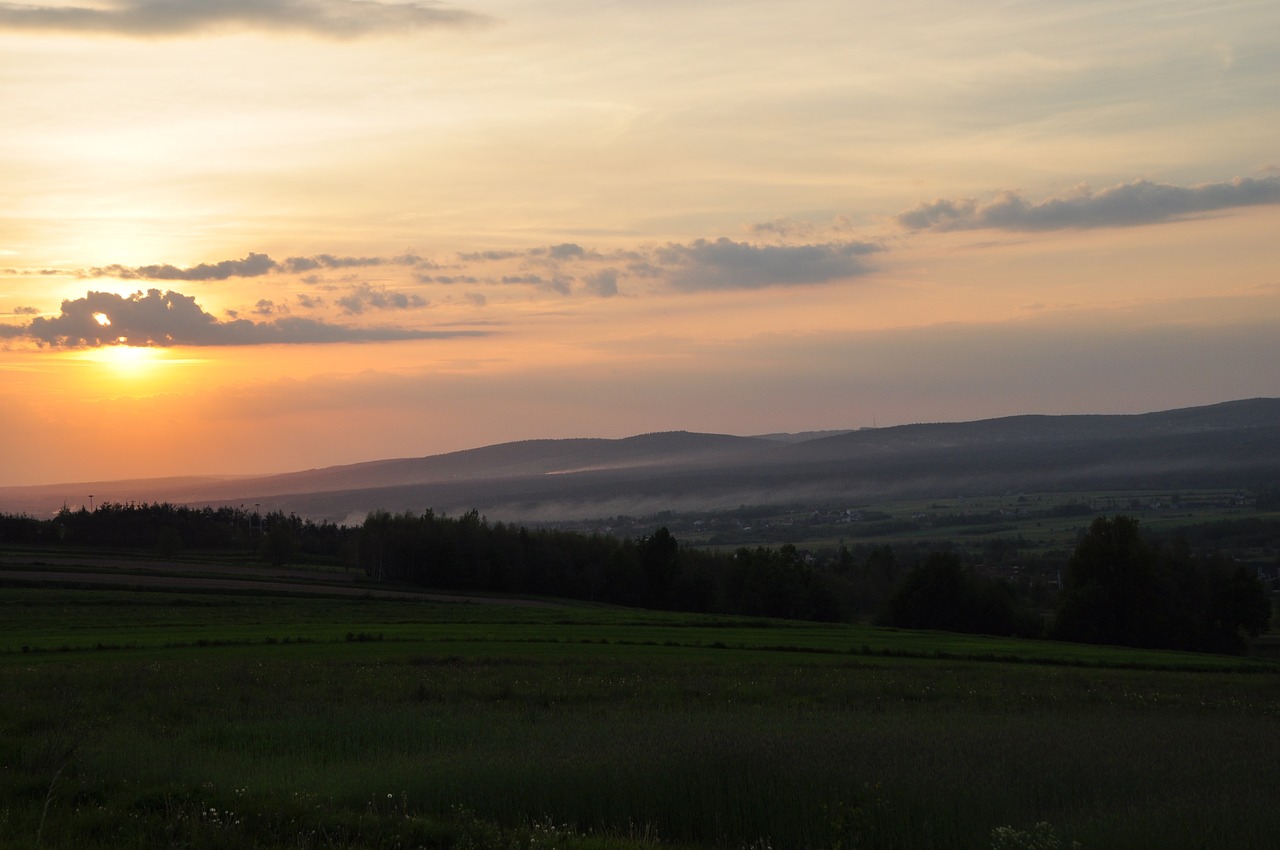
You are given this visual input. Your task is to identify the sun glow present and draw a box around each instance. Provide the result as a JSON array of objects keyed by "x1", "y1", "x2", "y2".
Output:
[{"x1": 79, "y1": 343, "x2": 164, "y2": 379}]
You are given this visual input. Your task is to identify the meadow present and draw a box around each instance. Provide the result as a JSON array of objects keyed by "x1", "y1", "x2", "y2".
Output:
[{"x1": 3, "y1": 583, "x2": 1279, "y2": 850}]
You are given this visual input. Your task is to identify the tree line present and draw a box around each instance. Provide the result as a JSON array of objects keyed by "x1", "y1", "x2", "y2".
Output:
[
  {"x1": 356, "y1": 509, "x2": 841, "y2": 621},
  {"x1": 1, "y1": 504, "x2": 1271, "y2": 653},
  {"x1": 0, "y1": 502, "x2": 349, "y2": 564}
]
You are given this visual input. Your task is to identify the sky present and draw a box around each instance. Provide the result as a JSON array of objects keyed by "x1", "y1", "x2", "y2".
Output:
[{"x1": 2, "y1": 0, "x2": 1279, "y2": 487}]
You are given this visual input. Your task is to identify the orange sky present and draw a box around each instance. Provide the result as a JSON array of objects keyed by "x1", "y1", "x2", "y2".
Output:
[{"x1": 3, "y1": 0, "x2": 1280, "y2": 487}]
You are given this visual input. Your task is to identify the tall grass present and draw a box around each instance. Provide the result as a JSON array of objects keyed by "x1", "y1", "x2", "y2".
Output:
[{"x1": 4, "y1": 641, "x2": 1279, "y2": 849}]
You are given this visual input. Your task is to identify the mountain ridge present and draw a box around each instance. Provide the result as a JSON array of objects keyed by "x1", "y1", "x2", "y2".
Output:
[{"x1": 2, "y1": 398, "x2": 1277, "y2": 521}]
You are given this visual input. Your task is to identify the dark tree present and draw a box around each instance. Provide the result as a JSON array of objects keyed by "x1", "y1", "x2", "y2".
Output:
[
  {"x1": 262, "y1": 513, "x2": 297, "y2": 568},
  {"x1": 1053, "y1": 515, "x2": 1271, "y2": 653},
  {"x1": 884, "y1": 552, "x2": 1031, "y2": 636},
  {"x1": 1053, "y1": 515, "x2": 1156, "y2": 646},
  {"x1": 638, "y1": 527, "x2": 680, "y2": 606},
  {"x1": 886, "y1": 552, "x2": 972, "y2": 632}
]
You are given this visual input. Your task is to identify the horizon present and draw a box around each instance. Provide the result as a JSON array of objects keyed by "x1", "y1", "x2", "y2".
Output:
[
  {"x1": 4, "y1": 1, "x2": 1280, "y2": 487},
  {"x1": 2, "y1": 394, "x2": 1272, "y2": 493}
]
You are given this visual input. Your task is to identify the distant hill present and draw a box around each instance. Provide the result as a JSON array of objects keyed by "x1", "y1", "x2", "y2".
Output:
[{"x1": 3, "y1": 398, "x2": 1278, "y2": 523}]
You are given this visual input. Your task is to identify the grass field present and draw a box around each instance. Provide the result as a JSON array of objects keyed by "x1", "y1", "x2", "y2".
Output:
[
  {"x1": 3, "y1": 580, "x2": 1279, "y2": 850},
  {"x1": 645, "y1": 489, "x2": 1277, "y2": 559}
]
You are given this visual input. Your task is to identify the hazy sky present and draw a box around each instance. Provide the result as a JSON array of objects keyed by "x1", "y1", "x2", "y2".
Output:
[{"x1": 3, "y1": 0, "x2": 1279, "y2": 486}]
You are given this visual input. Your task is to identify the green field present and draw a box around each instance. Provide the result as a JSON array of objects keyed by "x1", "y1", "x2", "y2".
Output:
[
  {"x1": 629, "y1": 489, "x2": 1276, "y2": 558},
  {"x1": 3, "y1": 582, "x2": 1279, "y2": 850}
]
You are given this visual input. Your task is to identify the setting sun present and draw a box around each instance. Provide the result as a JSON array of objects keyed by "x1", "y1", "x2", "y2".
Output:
[{"x1": 78, "y1": 343, "x2": 163, "y2": 380}]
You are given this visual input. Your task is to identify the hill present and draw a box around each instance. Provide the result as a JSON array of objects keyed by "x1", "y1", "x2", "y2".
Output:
[{"x1": 2, "y1": 398, "x2": 1278, "y2": 523}]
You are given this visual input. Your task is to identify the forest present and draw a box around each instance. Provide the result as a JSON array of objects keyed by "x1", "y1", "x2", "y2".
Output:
[{"x1": 1, "y1": 501, "x2": 1273, "y2": 654}]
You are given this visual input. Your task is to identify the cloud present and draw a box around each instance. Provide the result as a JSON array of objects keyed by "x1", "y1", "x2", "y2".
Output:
[
  {"x1": 283, "y1": 253, "x2": 425, "y2": 273},
  {"x1": 11, "y1": 306, "x2": 40, "y2": 316},
  {"x1": 65, "y1": 234, "x2": 882, "y2": 299},
  {"x1": 90, "y1": 252, "x2": 278, "y2": 281},
  {"x1": 653, "y1": 237, "x2": 881, "y2": 291},
  {"x1": 458, "y1": 243, "x2": 603, "y2": 265},
  {"x1": 422, "y1": 274, "x2": 479, "y2": 284},
  {"x1": 746, "y1": 217, "x2": 818, "y2": 240},
  {"x1": 458, "y1": 249, "x2": 524, "y2": 262},
  {"x1": 0, "y1": 0, "x2": 487, "y2": 39},
  {"x1": 547, "y1": 243, "x2": 586, "y2": 260},
  {"x1": 336, "y1": 283, "x2": 428, "y2": 314},
  {"x1": 83, "y1": 251, "x2": 429, "y2": 281},
  {"x1": 582, "y1": 268, "x2": 619, "y2": 298},
  {"x1": 253, "y1": 299, "x2": 283, "y2": 317},
  {"x1": 898, "y1": 176, "x2": 1280, "y2": 232},
  {"x1": 23, "y1": 288, "x2": 481, "y2": 347}
]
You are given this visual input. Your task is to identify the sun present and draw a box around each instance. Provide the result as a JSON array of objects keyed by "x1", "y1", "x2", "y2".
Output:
[{"x1": 79, "y1": 343, "x2": 164, "y2": 379}]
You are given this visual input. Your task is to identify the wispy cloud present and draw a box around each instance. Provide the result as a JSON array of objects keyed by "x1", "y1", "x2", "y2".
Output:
[
  {"x1": 336, "y1": 283, "x2": 428, "y2": 314},
  {"x1": 897, "y1": 176, "x2": 1280, "y2": 232},
  {"x1": 23, "y1": 289, "x2": 481, "y2": 347},
  {"x1": 653, "y1": 237, "x2": 881, "y2": 292},
  {"x1": 90, "y1": 252, "x2": 278, "y2": 281},
  {"x1": 582, "y1": 268, "x2": 619, "y2": 298},
  {"x1": 0, "y1": 0, "x2": 487, "y2": 39},
  {"x1": 87, "y1": 252, "x2": 426, "y2": 281},
  {"x1": 63, "y1": 235, "x2": 885, "y2": 298}
]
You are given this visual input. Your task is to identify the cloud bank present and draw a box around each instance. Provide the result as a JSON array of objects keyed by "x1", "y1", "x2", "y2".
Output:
[
  {"x1": 897, "y1": 176, "x2": 1280, "y2": 232},
  {"x1": 0, "y1": 0, "x2": 486, "y2": 39},
  {"x1": 49, "y1": 173, "x2": 1276, "y2": 301},
  {"x1": 24, "y1": 289, "x2": 480, "y2": 347}
]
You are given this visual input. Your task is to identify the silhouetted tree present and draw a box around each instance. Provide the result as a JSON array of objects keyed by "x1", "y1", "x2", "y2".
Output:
[
  {"x1": 884, "y1": 552, "x2": 1032, "y2": 636},
  {"x1": 1053, "y1": 516, "x2": 1155, "y2": 646},
  {"x1": 638, "y1": 527, "x2": 680, "y2": 606},
  {"x1": 1053, "y1": 515, "x2": 1270, "y2": 653}
]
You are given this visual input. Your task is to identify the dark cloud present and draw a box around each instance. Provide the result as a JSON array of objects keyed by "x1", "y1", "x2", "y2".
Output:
[
  {"x1": 547, "y1": 243, "x2": 586, "y2": 260},
  {"x1": 253, "y1": 299, "x2": 283, "y2": 317},
  {"x1": 83, "y1": 251, "x2": 430, "y2": 282},
  {"x1": 458, "y1": 249, "x2": 524, "y2": 262},
  {"x1": 654, "y1": 237, "x2": 880, "y2": 291},
  {"x1": 0, "y1": 322, "x2": 25, "y2": 338},
  {"x1": 282, "y1": 253, "x2": 424, "y2": 273},
  {"x1": 296, "y1": 294, "x2": 324, "y2": 310},
  {"x1": 582, "y1": 268, "x2": 619, "y2": 298},
  {"x1": 624, "y1": 261, "x2": 664, "y2": 279},
  {"x1": 422, "y1": 274, "x2": 479, "y2": 284},
  {"x1": 0, "y1": 0, "x2": 487, "y2": 39},
  {"x1": 23, "y1": 288, "x2": 479, "y2": 347},
  {"x1": 12, "y1": 306, "x2": 40, "y2": 315},
  {"x1": 90, "y1": 252, "x2": 277, "y2": 281},
  {"x1": 897, "y1": 176, "x2": 1280, "y2": 232},
  {"x1": 336, "y1": 283, "x2": 428, "y2": 315},
  {"x1": 459, "y1": 243, "x2": 602, "y2": 265}
]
